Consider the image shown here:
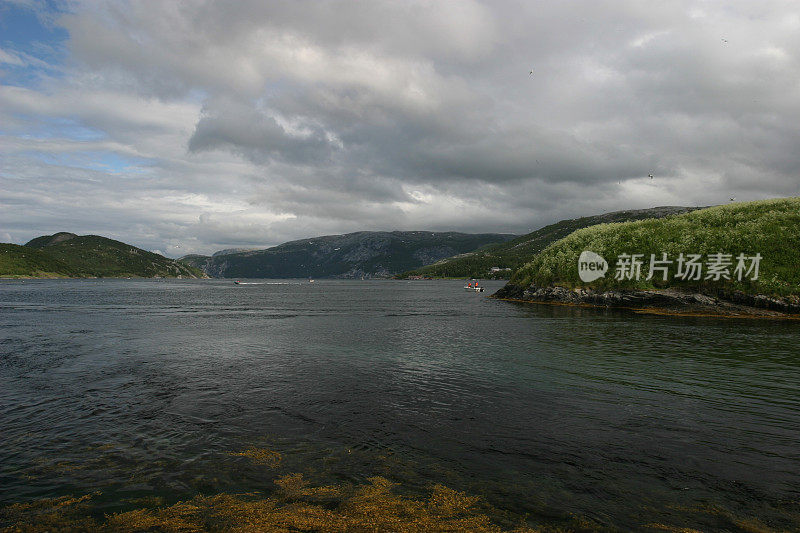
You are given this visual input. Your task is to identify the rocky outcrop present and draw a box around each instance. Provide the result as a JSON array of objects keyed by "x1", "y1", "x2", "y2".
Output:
[
  {"x1": 492, "y1": 284, "x2": 800, "y2": 317},
  {"x1": 412, "y1": 246, "x2": 458, "y2": 265}
]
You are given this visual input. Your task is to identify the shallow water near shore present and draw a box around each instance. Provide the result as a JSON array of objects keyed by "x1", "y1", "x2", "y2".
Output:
[{"x1": 2, "y1": 278, "x2": 800, "y2": 530}]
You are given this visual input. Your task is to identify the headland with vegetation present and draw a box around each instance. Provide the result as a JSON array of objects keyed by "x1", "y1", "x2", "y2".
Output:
[
  {"x1": 0, "y1": 232, "x2": 204, "y2": 279},
  {"x1": 493, "y1": 198, "x2": 800, "y2": 317},
  {"x1": 397, "y1": 206, "x2": 699, "y2": 280}
]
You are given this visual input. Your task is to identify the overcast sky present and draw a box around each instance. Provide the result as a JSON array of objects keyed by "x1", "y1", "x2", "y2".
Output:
[{"x1": 1, "y1": 0, "x2": 799, "y2": 256}]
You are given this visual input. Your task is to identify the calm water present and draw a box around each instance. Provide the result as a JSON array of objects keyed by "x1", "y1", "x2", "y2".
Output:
[{"x1": 1, "y1": 279, "x2": 799, "y2": 530}]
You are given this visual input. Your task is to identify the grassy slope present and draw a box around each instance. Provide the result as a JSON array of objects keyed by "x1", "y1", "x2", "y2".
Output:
[
  {"x1": 0, "y1": 244, "x2": 78, "y2": 278},
  {"x1": 399, "y1": 206, "x2": 699, "y2": 279},
  {"x1": 509, "y1": 198, "x2": 800, "y2": 297},
  {"x1": 179, "y1": 254, "x2": 211, "y2": 269},
  {"x1": 38, "y1": 235, "x2": 204, "y2": 278},
  {"x1": 25, "y1": 231, "x2": 78, "y2": 249},
  {"x1": 1, "y1": 234, "x2": 204, "y2": 278}
]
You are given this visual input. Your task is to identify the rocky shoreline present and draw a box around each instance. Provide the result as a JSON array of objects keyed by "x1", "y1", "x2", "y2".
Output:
[{"x1": 492, "y1": 284, "x2": 800, "y2": 318}]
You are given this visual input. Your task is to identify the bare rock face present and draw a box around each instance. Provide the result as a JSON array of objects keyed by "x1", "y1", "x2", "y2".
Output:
[
  {"x1": 412, "y1": 246, "x2": 458, "y2": 265},
  {"x1": 202, "y1": 258, "x2": 230, "y2": 278}
]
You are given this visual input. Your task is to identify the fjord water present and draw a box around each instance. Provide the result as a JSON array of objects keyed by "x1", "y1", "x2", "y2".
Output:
[{"x1": 1, "y1": 279, "x2": 799, "y2": 530}]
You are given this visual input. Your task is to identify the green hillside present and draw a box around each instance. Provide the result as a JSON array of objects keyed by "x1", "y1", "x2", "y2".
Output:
[
  {"x1": 399, "y1": 206, "x2": 699, "y2": 279},
  {"x1": 507, "y1": 198, "x2": 800, "y2": 297},
  {"x1": 1, "y1": 233, "x2": 204, "y2": 278},
  {"x1": 181, "y1": 231, "x2": 516, "y2": 279},
  {"x1": 25, "y1": 231, "x2": 82, "y2": 249},
  {"x1": 0, "y1": 244, "x2": 78, "y2": 278}
]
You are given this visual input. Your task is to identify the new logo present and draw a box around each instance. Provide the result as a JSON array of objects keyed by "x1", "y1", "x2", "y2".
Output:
[{"x1": 578, "y1": 251, "x2": 608, "y2": 282}]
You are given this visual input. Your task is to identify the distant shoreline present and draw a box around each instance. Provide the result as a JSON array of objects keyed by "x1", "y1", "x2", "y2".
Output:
[{"x1": 491, "y1": 284, "x2": 800, "y2": 319}]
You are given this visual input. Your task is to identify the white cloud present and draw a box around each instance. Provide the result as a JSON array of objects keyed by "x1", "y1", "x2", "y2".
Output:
[
  {"x1": 2, "y1": 0, "x2": 799, "y2": 255},
  {"x1": 0, "y1": 48, "x2": 26, "y2": 66}
]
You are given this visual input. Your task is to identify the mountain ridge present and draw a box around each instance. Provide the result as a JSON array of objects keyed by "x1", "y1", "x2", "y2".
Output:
[{"x1": 181, "y1": 231, "x2": 516, "y2": 278}]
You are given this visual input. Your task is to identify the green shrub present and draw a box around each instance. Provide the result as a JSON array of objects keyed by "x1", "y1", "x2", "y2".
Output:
[{"x1": 510, "y1": 198, "x2": 800, "y2": 296}]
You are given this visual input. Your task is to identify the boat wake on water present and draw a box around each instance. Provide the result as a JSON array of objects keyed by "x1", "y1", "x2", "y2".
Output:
[{"x1": 232, "y1": 281, "x2": 302, "y2": 285}]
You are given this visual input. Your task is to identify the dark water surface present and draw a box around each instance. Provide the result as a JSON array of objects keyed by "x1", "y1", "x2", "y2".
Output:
[{"x1": 2, "y1": 279, "x2": 799, "y2": 530}]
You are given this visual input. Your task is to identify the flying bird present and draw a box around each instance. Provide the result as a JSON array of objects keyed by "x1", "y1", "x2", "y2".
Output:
[
  {"x1": 730, "y1": 197, "x2": 736, "y2": 202},
  {"x1": 648, "y1": 173, "x2": 654, "y2": 179},
  {"x1": 529, "y1": 69, "x2": 534, "y2": 75},
  {"x1": 721, "y1": 38, "x2": 728, "y2": 43}
]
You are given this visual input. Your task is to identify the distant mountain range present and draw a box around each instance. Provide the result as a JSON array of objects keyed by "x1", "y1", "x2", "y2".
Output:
[
  {"x1": 0, "y1": 232, "x2": 204, "y2": 278},
  {"x1": 180, "y1": 231, "x2": 516, "y2": 279},
  {"x1": 212, "y1": 248, "x2": 258, "y2": 257},
  {"x1": 1, "y1": 207, "x2": 703, "y2": 280},
  {"x1": 399, "y1": 206, "x2": 701, "y2": 279}
]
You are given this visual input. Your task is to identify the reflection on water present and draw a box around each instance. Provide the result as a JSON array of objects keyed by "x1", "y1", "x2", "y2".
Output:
[{"x1": 1, "y1": 279, "x2": 800, "y2": 530}]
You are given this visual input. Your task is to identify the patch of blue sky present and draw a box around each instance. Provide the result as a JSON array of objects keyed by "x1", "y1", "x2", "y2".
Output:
[
  {"x1": 29, "y1": 151, "x2": 155, "y2": 175},
  {"x1": 0, "y1": 1, "x2": 69, "y2": 46},
  {"x1": 0, "y1": 0, "x2": 69, "y2": 86},
  {"x1": 0, "y1": 51, "x2": 63, "y2": 86},
  {"x1": 1, "y1": 115, "x2": 107, "y2": 141}
]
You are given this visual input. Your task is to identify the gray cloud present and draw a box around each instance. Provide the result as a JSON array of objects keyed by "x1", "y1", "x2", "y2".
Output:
[
  {"x1": 2, "y1": 0, "x2": 799, "y2": 255},
  {"x1": 188, "y1": 97, "x2": 336, "y2": 165}
]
